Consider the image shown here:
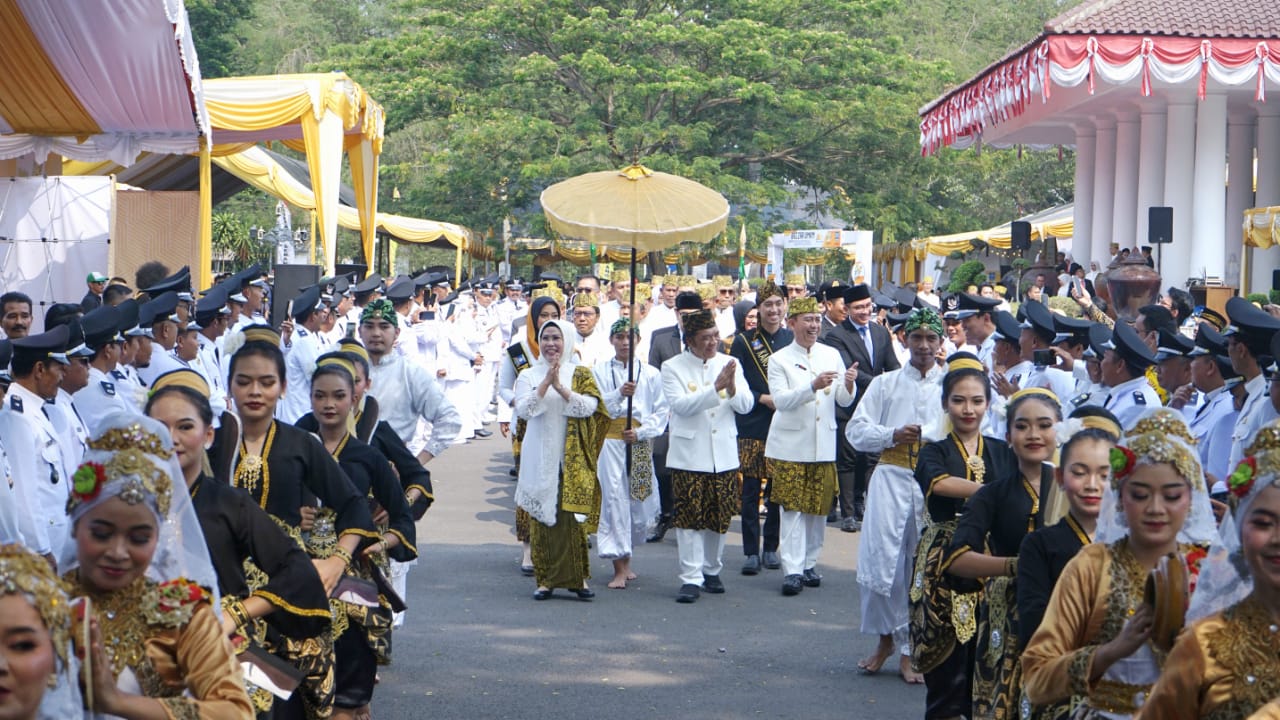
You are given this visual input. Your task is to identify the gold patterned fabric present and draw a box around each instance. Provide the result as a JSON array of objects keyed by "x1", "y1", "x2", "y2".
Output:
[
  {"x1": 973, "y1": 575, "x2": 1022, "y2": 720},
  {"x1": 737, "y1": 437, "x2": 767, "y2": 479},
  {"x1": 1137, "y1": 594, "x2": 1280, "y2": 720},
  {"x1": 559, "y1": 366, "x2": 610, "y2": 531},
  {"x1": 515, "y1": 506, "x2": 531, "y2": 543},
  {"x1": 530, "y1": 506, "x2": 590, "y2": 590},
  {"x1": 909, "y1": 519, "x2": 979, "y2": 674},
  {"x1": 766, "y1": 459, "x2": 836, "y2": 515},
  {"x1": 672, "y1": 468, "x2": 740, "y2": 532}
]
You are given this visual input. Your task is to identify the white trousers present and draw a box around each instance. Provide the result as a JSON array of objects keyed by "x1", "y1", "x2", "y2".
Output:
[
  {"x1": 596, "y1": 439, "x2": 660, "y2": 560},
  {"x1": 477, "y1": 361, "x2": 499, "y2": 421},
  {"x1": 858, "y1": 535, "x2": 912, "y2": 656},
  {"x1": 675, "y1": 528, "x2": 725, "y2": 586},
  {"x1": 443, "y1": 377, "x2": 475, "y2": 441},
  {"x1": 778, "y1": 509, "x2": 824, "y2": 576}
]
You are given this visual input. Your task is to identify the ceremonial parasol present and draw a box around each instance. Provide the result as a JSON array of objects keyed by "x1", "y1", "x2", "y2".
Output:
[{"x1": 540, "y1": 164, "x2": 730, "y2": 435}]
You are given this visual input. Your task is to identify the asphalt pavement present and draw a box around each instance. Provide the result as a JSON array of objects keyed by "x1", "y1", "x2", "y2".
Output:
[{"x1": 370, "y1": 433, "x2": 927, "y2": 719}]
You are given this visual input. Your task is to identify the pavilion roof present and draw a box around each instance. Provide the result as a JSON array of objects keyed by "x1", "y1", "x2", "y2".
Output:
[{"x1": 1046, "y1": 0, "x2": 1280, "y2": 39}]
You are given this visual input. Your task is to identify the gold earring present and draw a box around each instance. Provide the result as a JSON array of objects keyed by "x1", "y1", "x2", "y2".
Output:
[{"x1": 48, "y1": 672, "x2": 58, "y2": 689}]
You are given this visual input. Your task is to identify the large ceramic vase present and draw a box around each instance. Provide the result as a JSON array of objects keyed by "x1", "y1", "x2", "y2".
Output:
[{"x1": 1103, "y1": 253, "x2": 1161, "y2": 322}]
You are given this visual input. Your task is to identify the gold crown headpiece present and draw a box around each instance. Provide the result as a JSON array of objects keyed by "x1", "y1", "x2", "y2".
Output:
[
  {"x1": 0, "y1": 544, "x2": 70, "y2": 665},
  {"x1": 1111, "y1": 433, "x2": 1204, "y2": 493},
  {"x1": 71, "y1": 423, "x2": 174, "y2": 517},
  {"x1": 1127, "y1": 408, "x2": 1197, "y2": 447}
]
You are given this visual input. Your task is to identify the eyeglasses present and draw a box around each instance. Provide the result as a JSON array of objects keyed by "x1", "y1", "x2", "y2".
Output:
[
  {"x1": 718, "y1": 289, "x2": 735, "y2": 295},
  {"x1": 575, "y1": 287, "x2": 594, "y2": 293}
]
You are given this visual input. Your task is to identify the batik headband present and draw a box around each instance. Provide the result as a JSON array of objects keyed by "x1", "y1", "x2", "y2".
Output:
[
  {"x1": 903, "y1": 306, "x2": 943, "y2": 336},
  {"x1": 360, "y1": 298, "x2": 398, "y2": 327}
]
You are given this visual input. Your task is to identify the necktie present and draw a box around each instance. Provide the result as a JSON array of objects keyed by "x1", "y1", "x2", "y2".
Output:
[{"x1": 858, "y1": 325, "x2": 871, "y2": 355}]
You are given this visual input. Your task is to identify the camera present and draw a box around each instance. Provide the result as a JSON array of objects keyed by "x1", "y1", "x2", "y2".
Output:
[{"x1": 1032, "y1": 349, "x2": 1055, "y2": 368}]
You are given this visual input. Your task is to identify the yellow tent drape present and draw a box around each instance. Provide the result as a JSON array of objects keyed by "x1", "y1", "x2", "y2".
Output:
[
  {"x1": 198, "y1": 139, "x2": 212, "y2": 290},
  {"x1": 1245, "y1": 206, "x2": 1280, "y2": 249},
  {"x1": 346, "y1": 138, "x2": 377, "y2": 272}
]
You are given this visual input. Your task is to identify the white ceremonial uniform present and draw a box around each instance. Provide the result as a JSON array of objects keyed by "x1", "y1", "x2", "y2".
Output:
[
  {"x1": 592, "y1": 357, "x2": 670, "y2": 559},
  {"x1": 1103, "y1": 374, "x2": 1162, "y2": 431},
  {"x1": 496, "y1": 338, "x2": 533, "y2": 425},
  {"x1": 661, "y1": 349, "x2": 754, "y2": 586},
  {"x1": 136, "y1": 348, "x2": 184, "y2": 387},
  {"x1": 73, "y1": 367, "x2": 136, "y2": 433},
  {"x1": 1230, "y1": 374, "x2": 1278, "y2": 470},
  {"x1": 435, "y1": 315, "x2": 479, "y2": 443},
  {"x1": 112, "y1": 366, "x2": 148, "y2": 411},
  {"x1": 765, "y1": 341, "x2": 855, "y2": 577},
  {"x1": 714, "y1": 307, "x2": 737, "y2": 340},
  {"x1": 599, "y1": 300, "x2": 621, "y2": 334},
  {"x1": 494, "y1": 298, "x2": 524, "y2": 347},
  {"x1": 1205, "y1": 404, "x2": 1243, "y2": 492},
  {"x1": 52, "y1": 389, "x2": 89, "y2": 474},
  {"x1": 1190, "y1": 385, "x2": 1236, "y2": 481},
  {"x1": 393, "y1": 311, "x2": 422, "y2": 362},
  {"x1": 976, "y1": 335, "x2": 996, "y2": 372},
  {"x1": 278, "y1": 327, "x2": 322, "y2": 423},
  {"x1": 988, "y1": 360, "x2": 1034, "y2": 438},
  {"x1": 193, "y1": 335, "x2": 228, "y2": 420},
  {"x1": 367, "y1": 351, "x2": 462, "y2": 459},
  {"x1": 645, "y1": 303, "x2": 677, "y2": 332},
  {"x1": 0, "y1": 441, "x2": 23, "y2": 549},
  {"x1": 0, "y1": 384, "x2": 71, "y2": 558},
  {"x1": 847, "y1": 362, "x2": 944, "y2": 655},
  {"x1": 574, "y1": 329, "x2": 612, "y2": 369},
  {"x1": 473, "y1": 303, "x2": 504, "y2": 423}
]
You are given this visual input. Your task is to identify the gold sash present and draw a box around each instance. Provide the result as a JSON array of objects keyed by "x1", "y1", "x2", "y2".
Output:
[{"x1": 879, "y1": 442, "x2": 919, "y2": 469}]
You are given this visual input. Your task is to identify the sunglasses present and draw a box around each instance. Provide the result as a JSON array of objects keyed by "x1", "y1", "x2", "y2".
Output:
[{"x1": 575, "y1": 287, "x2": 594, "y2": 293}]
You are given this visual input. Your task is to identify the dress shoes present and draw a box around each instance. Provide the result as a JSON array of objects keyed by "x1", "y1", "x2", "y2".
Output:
[
  {"x1": 520, "y1": 564, "x2": 535, "y2": 577},
  {"x1": 508, "y1": 467, "x2": 519, "y2": 477},
  {"x1": 802, "y1": 568, "x2": 822, "y2": 588},
  {"x1": 646, "y1": 514, "x2": 674, "y2": 543},
  {"x1": 826, "y1": 509, "x2": 840, "y2": 523},
  {"x1": 574, "y1": 587, "x2": 595, "y2": 601},
  {"x1": 702, "y1": 574, "x2": 725, "y2": 594},
  {"x1": 474, "y1": 429, "x2": 493, "y2": 438},
  {"x1": 533, "y1": 588, "x2": 553, "y2": 601},
  {"x1": 840, "y1": 516, "x2": 861, "y2": 533},
  {"x1": 741, "y1": 555, "x2": 761, "y2": 576},
  {"x1": 782, "y1": 574, "x2": 804, "y2": 596},
  {"x1": 762, "y1": 551, "x2": 781, "y2": 570},
  {"x1": 675, "y1": 584, "x2": 701, "y2": 603}
]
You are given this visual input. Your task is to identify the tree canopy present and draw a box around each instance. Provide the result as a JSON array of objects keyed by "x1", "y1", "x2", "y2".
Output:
[{"x1": 192, "y1": 0, "x2": 1075, "y2": 269}]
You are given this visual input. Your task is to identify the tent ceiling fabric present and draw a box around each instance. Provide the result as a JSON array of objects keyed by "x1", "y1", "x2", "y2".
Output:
[
  {"x1": 540, "y1": 165, "x2": 730, "y2": 251},
  {"x1": 0, "y1": 0, "x2": 207, "y2": 165}
]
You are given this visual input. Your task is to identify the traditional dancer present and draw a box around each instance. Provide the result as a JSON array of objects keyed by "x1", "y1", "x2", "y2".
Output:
[
  {"x1": 764, "y1": 297, "x2": 856, "y2": 595},
  {"x1": 592, "y1": 318, "x2": 670, "y2": 588},
  {"x1": 849, "y1": 306, "x2": 945, "y2": 682}
]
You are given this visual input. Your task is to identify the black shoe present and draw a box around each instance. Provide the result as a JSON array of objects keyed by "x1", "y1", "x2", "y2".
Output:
[
  {"x1": 802, "y1": 568, "x2": 822, "y2": 588},
  {"x1": 702, "y1": 574, "x2": 725, "y2": 594},
  {"x1": 741, "y1": 555, "x2": 761, "y2": 576},
  {"x1": 762, "y1": 551, "x2": 781, "y2": 570},
  {"x1": 508, "y1": 467, "x2": 519, "y2": 477},
  {"x1": 782, "y1": 574, "x2": 804, "y2": 596},
  {"x1": 840, "y1": 517, "x2": 861, "y2": 533},
  {"x1": 520, "y1": 564, "x2": 535, "y2": 577},
  {"x1": 475, "y1": 429, "x2": 493, "y2": 438},
  {"x1": 574, "y1": 587, "x2": 595, "y2": 601},
  {"x1": 646, "y1": 514, "x2": 674, "y2": 543},
  {"x1": 533, "y1": 588, "x2": 553, "y2": 601},
  {"x1": 675, "y1": 584, "x2": 701, "y2": 603},
  {"x1": 826, "y1": 509, "x2": 840, "y2": 523}
]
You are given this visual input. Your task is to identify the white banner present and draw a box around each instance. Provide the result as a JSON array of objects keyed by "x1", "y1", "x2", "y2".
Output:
[
  {"x1": 767, "y1": 229, "x2": 874, "y2": 283},
  {"x1": 0, "y1": 176, "x2": 112, "y2": 332}
]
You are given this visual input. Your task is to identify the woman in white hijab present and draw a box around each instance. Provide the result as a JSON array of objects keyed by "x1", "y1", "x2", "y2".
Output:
[{"x1": 513, "y1": 319, "x2": 610, "y2": 601}]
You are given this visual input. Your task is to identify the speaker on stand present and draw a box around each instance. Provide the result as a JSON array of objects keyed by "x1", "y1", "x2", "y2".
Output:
[
  {"x1": 270, "y1": 264, "x2": 322, "y2": 329},
  {"x1": 1011, "y1": 221, "x2": 1032, "y2": 251},
  {"x1": 1148, "y1": 207, "x2": 1173, "y2": 277}
]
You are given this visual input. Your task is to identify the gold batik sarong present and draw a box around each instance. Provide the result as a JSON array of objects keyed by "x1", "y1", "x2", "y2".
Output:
[
  {"x1": 973, "y1": 575, "x2": 1022, "y2": 720},
  {"x1": 765, "y1": 459, "x2": 836, "y2": 516},
  {"x1": 908, "y1": 519, "x2": 980, "y2": 674}
]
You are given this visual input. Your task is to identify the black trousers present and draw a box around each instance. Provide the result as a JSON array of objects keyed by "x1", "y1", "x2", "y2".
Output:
[
  {"x1": 740, "y1": 475, "x2": 779, "y2": 556},
  {"x1": 924, "y1": 638, "x2": 974, "y2": 719},
  {"x1": 836, "y1": 428, "x2": 877, "y2": 520}
]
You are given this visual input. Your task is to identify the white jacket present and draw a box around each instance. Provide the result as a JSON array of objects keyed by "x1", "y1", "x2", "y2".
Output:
[
  {"x1": 765, "y1": 342, "x2": 855, "y2": 463},
  {"x1": 661, "y1": 349, "x2": 753, "y2": 473}
]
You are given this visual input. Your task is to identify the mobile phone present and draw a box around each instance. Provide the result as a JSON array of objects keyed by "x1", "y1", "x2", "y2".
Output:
[{"x1": 1033, "y1": 349, "x2": 1055, "y2": 368}]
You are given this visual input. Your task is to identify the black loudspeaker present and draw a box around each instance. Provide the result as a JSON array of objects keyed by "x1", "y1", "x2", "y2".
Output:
[
  {"x1": 335, "y1": 263, "x2": 367, "y2": 283},
  {"x1": 1272, "y1": 268, "x2": 1280, "y2": 292},
  {"x1": 270, "y1": 264, "x2": 322, "y2": 329},
  {"x1": 1149, "y1": 207, "x2": 1173, "y2": 244},
  {"x1": 1011, "y1": 221, "x2": 1032, "y2": 251}
]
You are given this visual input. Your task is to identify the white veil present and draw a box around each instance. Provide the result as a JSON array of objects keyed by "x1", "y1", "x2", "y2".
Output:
[{"x1": 59, "y1": 411, "x2": 220, "y2": 609}]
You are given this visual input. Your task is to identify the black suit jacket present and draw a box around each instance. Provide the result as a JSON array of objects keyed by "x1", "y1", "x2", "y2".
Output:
[
  {"x1": 647, "y1": 326, "x2": 683, "y2": 369},
  {"x1": 820, "y1": 319, "x2": 899, "y2": 419}
]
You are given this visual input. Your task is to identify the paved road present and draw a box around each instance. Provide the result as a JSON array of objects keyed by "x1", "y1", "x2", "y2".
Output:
[{"x1": 371, "y1": 435, "x2": 927, "y2": 719}]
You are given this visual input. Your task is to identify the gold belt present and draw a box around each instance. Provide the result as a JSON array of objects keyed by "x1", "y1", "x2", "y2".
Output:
[
  {"x1": 879, "y1": 442, "x2": 919, "y2": 470},
  {"x1": 1089, "y1": 679, "x2": 1152, "y2": 714},
  {"x1": 604, "y1": 417, "x2": 640, "y2": 440}
]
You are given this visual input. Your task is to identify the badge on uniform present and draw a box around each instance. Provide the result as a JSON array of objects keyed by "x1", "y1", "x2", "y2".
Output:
[
  {"x1": 101, "y1": 381, "x2": 116, "y2": 396},
  {"x1": 1133, "y1": 391, "x2": 1147, "y2": 405},
  {"x1": 750, "y1": 339, "x2": 764, "y2": 350},
  {"x1": 8, "y1": 395, "x2": 21, "y2": 412},
  {"x1": 1071, "y1": 392, "x2": 1091, "y2": 407}
]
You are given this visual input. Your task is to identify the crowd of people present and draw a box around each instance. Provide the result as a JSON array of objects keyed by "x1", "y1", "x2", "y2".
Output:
[{"x1": 1, "y1": 256, "x2": 1280, "y2": 720}]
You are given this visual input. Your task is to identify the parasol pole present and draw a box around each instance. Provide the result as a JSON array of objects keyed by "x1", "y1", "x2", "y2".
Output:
[{"x1": 625, "y1": 246, "x2": 637, "y2": 477}]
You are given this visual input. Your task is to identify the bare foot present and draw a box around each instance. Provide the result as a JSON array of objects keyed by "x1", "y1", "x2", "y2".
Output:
[
  {"x1": 627, "y1": 571, "x2": 637, "y2": 580},
  {"x1": 900, "y1": 656, "x2": 924, "y2": 684},
  {"x1": 857, "y1": 637, "x2": 895, "y2": 675},
  {"x1": 608, "y1": 574, "x2": 628, "y2": 589}
]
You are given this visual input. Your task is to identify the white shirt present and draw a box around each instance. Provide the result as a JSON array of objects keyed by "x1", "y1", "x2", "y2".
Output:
[
  {"x1": 278, "y1": 327, "x2": 322, "y2": 423},
  {"x1": 0, "y1": 384, "x2": 70, "y2": 557},
  {"x1": 846, "y1": 362, "x2": 946, "y2": 454},
  {"x1": 73, "y1": 366, "x2": 137, "y2": 434},
  {"x1": 593, "y1": 357, "x2": 670, "y2": 443},
  {"x1": 765, "y1": 341, "x2": 855, "y2": 463},
  {"x1": 574, "y1": 329, "x2": 612, "y2": 369},
  {"x1": 1231, "y1": 374, "x2": 1278, "y2": 470},
  {"x1": 660, "y1": 350, "x2": 754, "y2": 473},
  {"x1": 1104, "y1": 374, "x2": 1163, "y2": 431},
  {"x1": 367, "y1": 351, "x2": 462, "y2": 459}
]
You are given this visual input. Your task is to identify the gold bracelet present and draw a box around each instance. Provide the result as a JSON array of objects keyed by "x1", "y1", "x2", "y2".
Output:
[
  {"x1": 1006, "y1": 557, "x2": 1018, "y2": 577},
  {"x1": 332, "y1": 545, "x2": 354, "y2": 568},
  {"x1": 227, "y1": 599, "x2": 251, "y2": 629}
]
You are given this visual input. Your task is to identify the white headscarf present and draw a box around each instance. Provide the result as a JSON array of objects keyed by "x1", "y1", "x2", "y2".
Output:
[
  {"x1": 1094, "y1": 407, "x2": 1217, "y2": 548},
  {"x1": 59, "y1": 411, "x2": 220, "y2": 609},
  {"x1": 1188, "y1": 421, "x2": 1280, "y2": 621},
  {"x1": 532, "y1": 318, "x2": 579, "y2": 378}
]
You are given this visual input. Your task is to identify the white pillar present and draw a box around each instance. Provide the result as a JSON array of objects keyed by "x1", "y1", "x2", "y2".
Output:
[
  {"x1": 1135, "y1": 104, "x2": 1168, "y2": 246},
  {"x1": 1225, "y1": 113, "x2": 1256, "y2": 288},
  {"x1": 1092, "y1": 117, "x2": 1117, "y2": 265},
  {"x1": 1113, "y1": 112, "x2": 1142, "y2": 251},
  {"x1": 1162, "y1": 99, "x2": 1198, "y2": 285},
  {"x1": 1190, "y1": 93, "x2": 1227, "y2": 281},
  {"x1": 1073, "y1": 125, "x2": 1096, "y2": 271},
  {"x1": 1251, "y1": 110, "x2": 1280, "y2": 292}
]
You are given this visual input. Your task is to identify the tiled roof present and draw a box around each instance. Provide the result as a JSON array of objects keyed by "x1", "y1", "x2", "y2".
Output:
[{"x1": 1046, "y1": 0, "x2": 1280, "y2": 39}]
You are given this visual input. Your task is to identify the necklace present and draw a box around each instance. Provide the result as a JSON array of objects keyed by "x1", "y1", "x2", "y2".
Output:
[
  {"x1": 234, "y1": 421, "x2": 277, "y2": 509},
  {"x1": 951, "y1": 433, "x2": 985, "y2": 485},
  {"x1": 76, "y1": 575, "x2": 151, "y2": 677}
]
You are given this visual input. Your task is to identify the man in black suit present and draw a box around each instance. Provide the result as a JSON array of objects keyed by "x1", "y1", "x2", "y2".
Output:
[
  {"x1": 817, "y1": 280, "x2": 845, "y2": 335},
  {"x1": 645, "y1": 291, "x2": 705, "y2": 541},
  {"x1": 820, "y1": 283, "x2": 900, "y2": 531}
]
